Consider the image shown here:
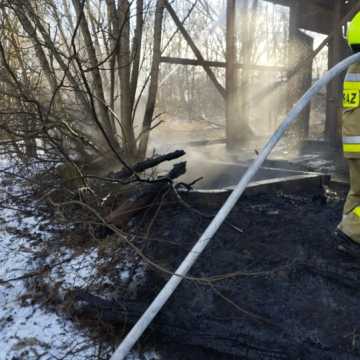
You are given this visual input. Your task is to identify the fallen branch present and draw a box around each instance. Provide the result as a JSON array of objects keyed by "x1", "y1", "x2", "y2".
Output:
[
  {"x1": 0, "y1": 256, "x2": 74, "y2": 286},
  {"x1": 105, "y1": 162, "x2": 186, "y2": 228},
  {"x1": 112, "y1": 150, "x2": 185, "y2": 179}
]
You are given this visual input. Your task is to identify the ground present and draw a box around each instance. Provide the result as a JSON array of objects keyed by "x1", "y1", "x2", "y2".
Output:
[
  {"x1": 0, "y1": 157, "x2": 158, "y2": 360},
  {"x1": 0, "y1": 118, "x2": 354, "y2": 359},
  {"x1": 67, "y1": 180, "x2": 360, "y2": 360},
  {"x1": 115, "y1": 184, "x2": 360, "y2": 359}
]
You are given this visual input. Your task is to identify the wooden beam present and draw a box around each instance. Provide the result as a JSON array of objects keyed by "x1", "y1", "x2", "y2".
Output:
[
  {"x1": 287, "y1": 1, "x2": 314, "y2": 137},
  {"x1": 161, "y1": 56, "x2": 226, "y2": 68},
  {"x1": 288, "y1": 31, "x2": 314, "y2": 138},
  {"x1": 164, "y1": 1, "x2": 226, "y2": 98},
  {"x1": 160, "y1": 56, "x2": 287, "y2": 72},
  {"x1": 226, "y1": 0, "x2": 237, "y2": 147},
  {"x1": 297, "y1": 2, "x2": 333, "y2": 34},
  {"x1": 325, "y1": 0, "x2": 348, "y2": 145},
  {"x1": 264, "y1": 0, "x2": 344, "y2": 34}
]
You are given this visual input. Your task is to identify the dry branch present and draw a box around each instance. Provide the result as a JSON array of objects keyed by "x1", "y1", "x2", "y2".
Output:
[
  {"x1": 112, "y1": 150, "x2": 185, "y2": 179},
  {"x1": 105, "y1": 161, "x2": 186, "y2": 228}
]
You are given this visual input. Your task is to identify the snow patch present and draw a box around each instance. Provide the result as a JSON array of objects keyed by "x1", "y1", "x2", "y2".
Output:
[{"x1": 0, "y1": 208, "x2": 96, "y2": 359}]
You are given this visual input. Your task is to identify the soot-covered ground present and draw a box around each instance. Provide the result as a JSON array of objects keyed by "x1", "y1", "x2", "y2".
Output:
[{"x1": 128, "y1": 184, "x2": 360, "y2": 360}]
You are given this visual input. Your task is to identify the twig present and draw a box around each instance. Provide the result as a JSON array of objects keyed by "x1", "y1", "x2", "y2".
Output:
[{"x1": 0, "y1": 256, "x2": 74, "y2": 286}]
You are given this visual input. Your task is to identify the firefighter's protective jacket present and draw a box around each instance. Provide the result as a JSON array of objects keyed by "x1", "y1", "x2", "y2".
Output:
[{"x1": 338, "y1": 63, "x2": 360, "y2": 243}]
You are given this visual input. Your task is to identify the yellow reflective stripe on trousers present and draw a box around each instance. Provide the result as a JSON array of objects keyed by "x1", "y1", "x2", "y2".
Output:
[
  {"x1": 343, "y1": 144, "x2": 360, "y2": 153},
  {"x1": 353, "y1": 207, "x2": 360, "y2": 218},
  {"x1": 343, "y1": 136, "x2": 360, "y2": 153}
]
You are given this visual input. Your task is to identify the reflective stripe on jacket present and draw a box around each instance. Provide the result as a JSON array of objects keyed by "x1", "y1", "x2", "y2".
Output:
[{"x1": 342, "y1": 63, "x2": 360, "y2": 158}]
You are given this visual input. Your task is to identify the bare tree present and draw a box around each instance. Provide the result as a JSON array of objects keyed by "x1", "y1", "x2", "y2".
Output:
[{"x1": 0, "y1": 0, "x2": 167, "y2": 170}]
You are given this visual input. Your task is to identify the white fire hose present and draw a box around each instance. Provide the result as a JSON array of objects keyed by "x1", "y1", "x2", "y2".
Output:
[{"x1": 110, "y1": 52, "x2": 360, "y2": 360}]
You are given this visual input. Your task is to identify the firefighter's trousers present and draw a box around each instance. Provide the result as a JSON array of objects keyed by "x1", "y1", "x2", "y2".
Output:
[
  {"x1": 339, "y1": 106, "x2": 360, "y2": 244},
  {"x1": 338, "y1": 159, "x2": 360, "y2": 244}
]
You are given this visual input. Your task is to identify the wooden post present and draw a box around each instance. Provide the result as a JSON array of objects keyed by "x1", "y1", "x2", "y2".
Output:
[
  {"x1": 226, "y1": 0, "x2": 255, "y2": 148},
  {"x1": 287, "y1": 1, "x2": 314, "y2": 139},
  {"x1": 287, "y1": 1, "x2": 301, "y2": 137},
  {"x1": 296, "y1": 32, "x2": 314, "y2": 138},
  {"x1": 287, "y1": 1, "x2": 297, "y2": 124},
  {"x1": 226, "y1": 0, "x2": 237, "y2": 148},
  {"x1": 238, "y1": 0, "x2": 251, "y2": 143},
  {"x1": 301, "y1": 33, "x2": 314, "y2": 138},
  {"x1": 325, "y1": 0, "x2": 347, "y2": 145}
]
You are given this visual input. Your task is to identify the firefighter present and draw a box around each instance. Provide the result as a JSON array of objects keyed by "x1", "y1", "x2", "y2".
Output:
[{"x1": 337, "y1": 12, "x2": 360, "y2": 245}]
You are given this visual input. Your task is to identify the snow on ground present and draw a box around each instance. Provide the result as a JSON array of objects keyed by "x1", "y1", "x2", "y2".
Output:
[
  {"x1": 0, "y1": 158, "x2": 159, "y2": 359},
  {"x1": 0, "y1": 207, "x2": 98, "y2": 360}
]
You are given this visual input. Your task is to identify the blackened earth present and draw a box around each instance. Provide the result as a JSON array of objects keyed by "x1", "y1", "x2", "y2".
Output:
[{"x1": 133, "y1": 185, "x2": 360, "y2": 359}]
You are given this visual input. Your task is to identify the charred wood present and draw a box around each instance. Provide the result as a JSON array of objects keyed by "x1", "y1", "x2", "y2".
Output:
[
  {"x1": 111, "y1": 150, "x2": 185, "y2": 179},
  {"x1": 104, "y1": 161, "x2": 186, "y2": 228}
]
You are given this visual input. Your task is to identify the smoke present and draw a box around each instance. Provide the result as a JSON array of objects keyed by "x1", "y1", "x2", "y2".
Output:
[{"x1": 142, "y1": 2, "x2": 330, "y2": 188}]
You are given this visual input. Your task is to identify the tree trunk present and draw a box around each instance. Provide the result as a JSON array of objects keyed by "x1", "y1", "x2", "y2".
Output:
[
  {"x1": 72, "y1": 0, "x2": 116, "y2": 143},
  {"x1": 117, "y1": 0, "x2": 137, "y2": 160},
  {"x1": 130, "y1": 0, "x2": 144, "y2": 113},
  {"x1": 137, "y1": 0, "x2": 166, "y2": 159}
]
